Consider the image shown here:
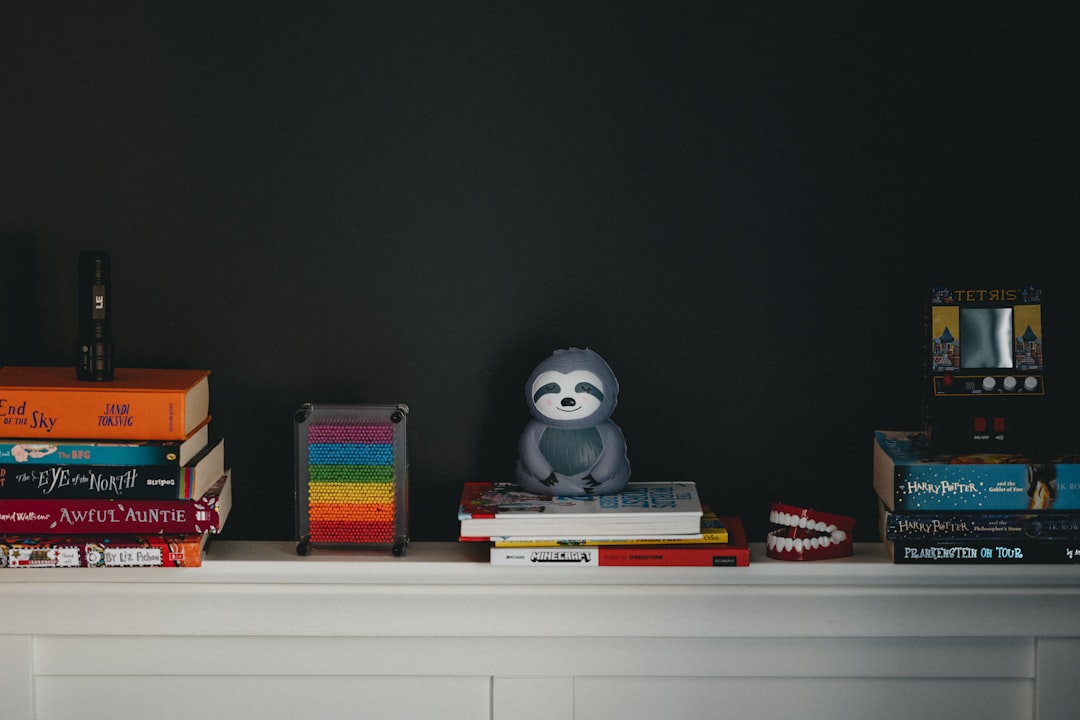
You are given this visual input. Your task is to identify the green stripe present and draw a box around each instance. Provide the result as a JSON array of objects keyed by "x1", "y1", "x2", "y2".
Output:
[{"x1": 309, "y1": 465, "x2": 395, "y2": 483}]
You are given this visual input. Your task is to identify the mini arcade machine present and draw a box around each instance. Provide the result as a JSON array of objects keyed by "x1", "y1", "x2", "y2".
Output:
[{"x1": 924, "y1": 286, "x2": 1050, "y2": 455}]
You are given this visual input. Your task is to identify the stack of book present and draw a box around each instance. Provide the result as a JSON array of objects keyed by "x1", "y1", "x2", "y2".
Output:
[
  {"x1": 458, "y1": 481, "x2": 749, "y2": 567},
  {"x1": 0, "y1": 366, "x2": 230, "y2": 568},
  {"x1": 873, "y1": 429, "x2": 1080, "y2": 564}
]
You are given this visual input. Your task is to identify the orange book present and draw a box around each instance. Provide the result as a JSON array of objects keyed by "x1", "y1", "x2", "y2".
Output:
[
  {"x1": 0, "y1": 533, "x2": 210, "y2": 567},
  {"x1": 0, "y1": 367, "x2": 210, "y2": 440}
]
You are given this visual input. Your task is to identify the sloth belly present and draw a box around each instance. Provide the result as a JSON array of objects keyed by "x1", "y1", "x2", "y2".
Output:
[{"x1": 538, "y1": 427, "x2": 603, "y2": 475}]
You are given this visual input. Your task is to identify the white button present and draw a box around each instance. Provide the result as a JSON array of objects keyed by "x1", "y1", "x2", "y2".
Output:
[
  {"x1": 1003, "y1": 376, "x2": 1018, "y2": 391},
  {"x1": 982, "y1": 376, "x2": 997, "y2": 392},
  {"x1": 1024, "y1": 376, "x2": 1039, "y2": 391}
]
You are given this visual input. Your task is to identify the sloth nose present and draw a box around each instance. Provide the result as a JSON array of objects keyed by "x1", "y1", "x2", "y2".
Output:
[{"x1": 561, "y1": 397, "x2": 576, "y2": 407}]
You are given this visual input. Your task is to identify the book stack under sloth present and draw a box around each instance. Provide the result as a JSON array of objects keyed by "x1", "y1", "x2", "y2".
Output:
[
  {"x1": 873, "y1": 430, "x2": 1080, "y2": 564},
  {"x1": 0, "y1": 366, "x2": 231, "y2": 568},
  {"x1": 458, "y1": 481, "x2": 749, "y2": 567}
]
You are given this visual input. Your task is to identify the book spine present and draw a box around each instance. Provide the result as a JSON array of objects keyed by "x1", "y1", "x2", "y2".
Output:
[
  {"x1": 0, "y1": 534, "x2": 205, "y2": 568},
  {"x1": 0, "y1": 464, "x2": 191, "y2": 500},
  {"x1": 887, "y1": 537, "x2": 1080, "y2": 564},
  {"x1": 0, "y1": 440, "x2": 185, "y2": 466},
  {"x1": 879, "y1": 468, "x2": 1080, "y2": 512},
  {"x1": 490, "y1": 544, "x2": 749, "y2": 567},
  {"x1": 595, "y1": 545, "x2": 749, "y2": 567},
  {"x1": 0, "y1": 388, "x2": 194, "y2": 440},
  {"x1": 886, "y1": 512, "x2": 1080, "y2": 540},
  {"x1": 0, "y1": 497, "x2": 224, "y2": 535},
  {"x1": 491, "y1": 532, "x2": 728, "y2": 547}
]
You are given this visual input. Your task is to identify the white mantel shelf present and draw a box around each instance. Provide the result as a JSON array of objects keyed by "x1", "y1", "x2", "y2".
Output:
[{"x1": 3, "y1": 542, "x2": 1079, "y2": 720}]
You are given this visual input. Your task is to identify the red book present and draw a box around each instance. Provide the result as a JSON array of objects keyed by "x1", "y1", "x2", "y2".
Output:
[
  {"x1": 0, "y1": 471, "x2": 231, "y2": 535},
  {"x1": 489, "y1": 516, "x2": 750, "y2": 567}
]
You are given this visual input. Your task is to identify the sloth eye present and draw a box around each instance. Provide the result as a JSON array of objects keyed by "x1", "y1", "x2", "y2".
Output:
[
  {"x1": 575, "y1": 382, "x2": 604, "y2": 401},
  {"x1": 533, "y1": 383, "x2": 562, "y2": 402}
]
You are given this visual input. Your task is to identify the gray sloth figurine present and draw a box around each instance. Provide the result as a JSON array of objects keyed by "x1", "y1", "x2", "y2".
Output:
[{"x1": 515, "y1": 348, "x2": 631, "y2": 495}]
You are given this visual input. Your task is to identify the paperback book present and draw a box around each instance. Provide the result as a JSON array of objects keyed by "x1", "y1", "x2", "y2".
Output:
[
  {"x1": 0, "y1": 366, "x2": 210, "y2": 440},
  {"x1": 484, "y1": 507, "x2": 728, "y2": 547},
  {"x1": 873, "y1": 430, "x2": 1080, "y2": 511},
  {"x1": 884, "y1": 536, "x2": 1080, "y2": 564},
  {"x1": 0, "y1": 532, "x2": 211, "y2": 568},
  {"x1": 883, "y1": 505, "x2": 1080, "y2": 541},
  {"x1": 0, "y1": 437, "x2": 224, "y2": 500},
  {"x1": 489, "y1": 515, "x2": 749, "y2": 567},
  {"x1": 0, "y1": 470, "x2": 231, "y2": 535},
  {"x1": 0, "y1": 420, "x2": 210, "y2": 467},
  {"x1": 458, "y1": 481, "x2": 703, "y2": 538}
]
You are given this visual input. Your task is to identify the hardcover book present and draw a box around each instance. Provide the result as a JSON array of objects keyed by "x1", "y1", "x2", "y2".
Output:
[
  {"x1": 0, "y1": 366, "x2": 210, "y2": 440},
  {"x1": 484, "y1": 507, "x2": 728, "y2": 547},
  {"x1": 0, "y1": 469, "x2": 231, "y2": 535},
  {"x1": 0, "y1": 420, "x2": 210, "y2": 467},
  {"x1": 873, "y1": 430, "x2": 1080, "y2": 511},
  {"x1": 0, "y1": 437, "x2": 225, "y2": 500},
  {"x1": 489, "y1": 515, "x2": 749, "y2": 567},
  {"x1": 458, "y1": 481, "x2": 703, "y2": 538},
  {"x1": 0, "y1": 532, "x2": 210, "y2": 568}
]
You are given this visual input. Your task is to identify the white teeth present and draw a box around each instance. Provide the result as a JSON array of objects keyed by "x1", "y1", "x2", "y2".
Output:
[{"x1": 770, "y1": 512, "x2": 850, "y2": 557}]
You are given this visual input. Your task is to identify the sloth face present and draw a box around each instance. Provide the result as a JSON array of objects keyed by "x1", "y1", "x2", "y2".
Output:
[{"x1": 530, "y1": 369, "x2": 605, "y2": 422}]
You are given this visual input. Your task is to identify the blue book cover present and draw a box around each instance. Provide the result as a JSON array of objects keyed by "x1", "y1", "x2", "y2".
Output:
[
  {"x1": 874, "y1": 430, "x2": 1080, "y2": 512},
  {"x1": 0, "y1": 422, "x2": 208, "y2": 467}
]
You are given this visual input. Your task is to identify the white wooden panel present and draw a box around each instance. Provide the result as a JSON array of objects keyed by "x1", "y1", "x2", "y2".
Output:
[
  {"x1": 0, "y1": 635, "x2": 34, "y2": 720},
  {"x1": 575, "y1": 676, "x2": 1033, "y2": 720},
  {"x1": 35, "y1": 635, "x2": 1034, "y2": 680},
  {"x1": 35, "y1": 676, "x2": 490, "y2": 720},
  {"x1": 1035, "y1": 638, "x2": 1080, "y2": 720},
  {"x1": 6, "y1": 582, "x2": 1080, "y2": 639},
  {"x1": 493, "y1": 677, "x2": 573, "y2": 720}
]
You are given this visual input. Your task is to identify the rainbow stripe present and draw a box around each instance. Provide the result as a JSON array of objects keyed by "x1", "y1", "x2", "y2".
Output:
[{"x1": 305, "y1": 420, "x2": 398, "y2": 544}]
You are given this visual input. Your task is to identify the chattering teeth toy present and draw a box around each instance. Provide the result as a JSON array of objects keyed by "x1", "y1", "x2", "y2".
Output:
[
  {"x1": 515, "y1": 348, "x2": 631, "y2": 496},
  {"x1": 766, "y1": 503, "x2": 855, "y2": 560}
]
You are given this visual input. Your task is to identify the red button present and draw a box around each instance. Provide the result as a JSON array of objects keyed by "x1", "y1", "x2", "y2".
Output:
[
  {"x1": 994, "y1": 417, "x2": 1006, "y2": 432},
  {"x1": 974, "y1": 417, "x2": 987, "y2": 432}
]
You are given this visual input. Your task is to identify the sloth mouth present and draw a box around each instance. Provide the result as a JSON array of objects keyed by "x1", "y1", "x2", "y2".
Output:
[{"x1": 556, "y1": 405, "x2": 583, "y2": 412}]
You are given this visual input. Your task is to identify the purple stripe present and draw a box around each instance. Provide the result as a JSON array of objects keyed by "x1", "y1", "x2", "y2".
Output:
[{"x1": 307, "y1": 423, "x2": 394, "y2": 443}]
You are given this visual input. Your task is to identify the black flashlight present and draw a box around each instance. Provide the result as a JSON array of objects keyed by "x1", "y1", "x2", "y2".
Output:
[{"x1": 76, "y1": 250, "x2": 114, "y2": 381}]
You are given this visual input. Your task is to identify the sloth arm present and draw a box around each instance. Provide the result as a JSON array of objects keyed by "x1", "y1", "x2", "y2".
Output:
[
  {"x1": 518, "y1": 420, "x2": 555, "y2": 477},
  {"x1": 588, "y1": 421, "x2": 627, "y2": 477}
]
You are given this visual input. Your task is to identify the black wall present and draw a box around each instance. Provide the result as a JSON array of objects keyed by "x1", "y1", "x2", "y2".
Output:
[{"x1": 3, "y1": 3, "x2": 1079, "y2": 543}]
